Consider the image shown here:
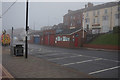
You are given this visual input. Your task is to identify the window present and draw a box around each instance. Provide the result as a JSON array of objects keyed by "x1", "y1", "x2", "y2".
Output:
[
  {"x1": 115, "y1": 13, "x2": 120, "y2": 19},
  {"x1": 56, "y1": 37, "x2": 58, "y2": 41},
  {"x1": 71, "y1": 16, "x2": 72, "y2": 19},
  {"x1": 93, "y1": 18, "x2": 96, "y2": 23},
  {"x1": 73, "y1": 16, "x2": 75, "y2": 20},
  {"x1": 97, "y1": 17, "x2": 99, "y2": 23},
  {"x1": 67, "y1": 38, "x2": 70, "y2": 41},
  {"x1": 71, "y1": 23, "x2": 72, "y2": 26},
  {"x1": 118, "y1": 7, "x2": 120, "y2": 11},
  {"x1": 93, "y1": 11, "x2": 96, "y2": 16},
  {"x1": 75, "y1": 34, "x2": 79, "y2": 37},
  {"x1": 97, "y1": 10, "x2": 100, "y2": 15},
  {"x1": 104, "y1": 9, "x2": 107, "y2": 14},
  {"x1": 60, "y1": 37, "x2": 63, "y2": 41},
  {"x1": 57, "y1": 36, "x2": 61, "y2": 41},
  {"x1": 77, "y1": 19, "x2": 81, "y2": 24},
  {"x1": 85, "y1": 18, "x2": 90, "y2": 23},
  {"x1": 103, "y1": 16, "x2": 108, "y2": 20},
  {"x1": 86, "y1": 12, "x2": 89, "y2": 17},
  {"x1": 63, "y1": 36, "x2": 69, "y2": 41}
]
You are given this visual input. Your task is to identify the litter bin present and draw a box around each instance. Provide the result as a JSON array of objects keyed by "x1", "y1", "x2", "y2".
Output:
[{"x1": 14, "y1": 44, "x2": 24, "y2": 56}]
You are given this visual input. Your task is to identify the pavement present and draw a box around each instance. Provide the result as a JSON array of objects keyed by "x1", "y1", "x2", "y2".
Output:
[{"x1": 2, "y1": 46, "x2": 93, "y2": 78}]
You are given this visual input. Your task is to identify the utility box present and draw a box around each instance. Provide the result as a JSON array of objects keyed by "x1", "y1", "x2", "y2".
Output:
[{"x1": 14, "y1": 44, "x2": 24, "y2": 56}]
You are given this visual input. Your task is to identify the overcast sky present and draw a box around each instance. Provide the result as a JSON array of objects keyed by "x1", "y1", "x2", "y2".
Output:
[{"x1": 2, "y1": 2, "x2": 104, "y2": 30}]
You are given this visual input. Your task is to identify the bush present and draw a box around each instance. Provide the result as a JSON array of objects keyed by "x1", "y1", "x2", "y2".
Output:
[{"x1": 113, "y1": 26, "x2": 120, "y2": 33}]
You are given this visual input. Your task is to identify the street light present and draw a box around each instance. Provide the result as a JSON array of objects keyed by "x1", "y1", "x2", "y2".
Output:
[{"x1": 25, "y1": 0, "x2": 29, "y2": 59}]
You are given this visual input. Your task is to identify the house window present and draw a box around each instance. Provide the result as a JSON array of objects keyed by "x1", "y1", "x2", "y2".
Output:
[
  {"x1": 57, "y1": 36, "x2": 61, "y2": 41},
  {"x1": 56, "y1": 37, "x2": 58, "y2": 41},
  {"x1": 67, "y1": 38, "x2": 70, "y2": 41},
  {"x1": 73, "y1": 16, "x2": 75, "y2": 20},
  {"x1": 71, "y1": 16, "x2": 72, "y2": 19},
  {"x1": 63, "y1": 36, "x2": 68, "y2": 41},
  {"x1": 93, "y1": 18, "x2": 96, "y2": 23},
  {"x1": 86, "y1": 12, "x2": 89, "y2": 17},
  {"x1": 77, "y1": 19, "x2": 81, "y2": 24},
  {"x1": 97, "y1": 17, "x2": 99, "y2": 23},
  {"x1": 71, "y1": 23, "x2": 72, "y2": 26},
  {"x1": 118, "y1": 7, "x2": 120, "y2": 11},
  {"x1": 103, "y1": 16, "x2": 108, "y2": 20},
  {"x1": 97, "y1": 10, "x2": 100, "y2": 15},
  {"x1": 104, "y1": 9, "x2": 107, "y2": 14},
  {"x1": 75, "y1": 34, "x2": 79, "y2": 37},
  {"x1": 115, "y1": 13, "x2": 120, "y2": 19},
  {"x1": 93, "y1": 11, "x2": 96, "y2": 16},
  {"x1": 85, "y1": 18, "x2": 90, "y2": 23}
]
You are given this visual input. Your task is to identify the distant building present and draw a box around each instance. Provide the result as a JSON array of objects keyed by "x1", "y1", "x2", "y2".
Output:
[{"x1": 63, "y1": 9, "x2": 84, "y2": 29}]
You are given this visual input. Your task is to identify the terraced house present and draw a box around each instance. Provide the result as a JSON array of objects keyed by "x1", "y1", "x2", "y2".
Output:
[{"x1": 83, "y1": 2, "x2": 120, "y2": 34}]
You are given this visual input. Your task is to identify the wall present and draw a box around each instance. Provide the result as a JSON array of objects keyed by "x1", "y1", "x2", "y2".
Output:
[
  {"x1": 63, "y1": 12, "x2": 83, "y2": 29},
  {"x1": 83, "y1": 44, "x2": 120, "y2": 50}
]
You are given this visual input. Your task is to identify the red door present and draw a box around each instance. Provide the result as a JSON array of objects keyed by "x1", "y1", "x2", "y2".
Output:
[
  {"x1": 74, "y1": 37, "x2": 78, "y2": 47},
  {"x1": 45, "y1": 35, "x2": 48, "y2": 45},
  {"x1": 49, "y1": 35, "x2": 54, "y2": 46}
]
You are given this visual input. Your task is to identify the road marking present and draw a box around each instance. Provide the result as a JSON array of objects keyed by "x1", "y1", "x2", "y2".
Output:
[
  {"x1": 80, "y1": 55, "x2": 120, "y2": 63},
  {"x1": 30, "y1": 49, "x2": 33, "y2": 51},
  {"x1": 48, "y1": 55, "x2": 82, "y2": 60},
  {"x1": 62, "y1": 58, "x2": 103, "y2": 66},
  {"x1": 38, "y1": 48, "x2": 41, "y2": 51},
  {"x1": 89, "y1": 66, "x2": 120, "y2": 75},
  {"x1": 42, "y1": 53, "x2": 71, "y2": 56}
]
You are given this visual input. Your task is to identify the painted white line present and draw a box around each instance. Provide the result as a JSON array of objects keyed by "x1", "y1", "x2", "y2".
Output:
[
  {"x1": 80, "y1": 55, "x2": 120, "y2": 63},
  {"x1": 30, "y1": 49, "x2": 33, "y2": 51},
  {"x1": 62, "y1": 58, "x2": 103, "y2": 66},
  {"x1": 43, "y1": 53, "x2": 71, "y2": 56},
  {"x1": 89, "y1": 66, "x2": 120, "y2": 75},
  {"x1": 48, "y1": 55, "x2": 82, "y2": 60},
  {"x1": 38, "y1": 48, "x2": 41, "y2": 51}
]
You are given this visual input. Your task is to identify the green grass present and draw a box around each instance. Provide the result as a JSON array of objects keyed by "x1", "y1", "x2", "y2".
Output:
[{"x1": 89, "y1": 33, "x2": 120, "y2": 46}]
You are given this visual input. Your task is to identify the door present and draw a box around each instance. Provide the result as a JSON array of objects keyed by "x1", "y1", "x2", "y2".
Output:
[
  {"x1": 44, "y1": 35, "x2": 48, "y2": 45},
  {"x1": 74, "y1": 34, "x2": 79, "y2": 47},
  {"x1": 34, "y1": 37, "x2": 40, "y2": 44},
  {"x1": 74, "y1": 37, "x2": 78, "y2": 47},
  {"x1": 49, "y1": 35, "x2": 55, "y2": 46}
]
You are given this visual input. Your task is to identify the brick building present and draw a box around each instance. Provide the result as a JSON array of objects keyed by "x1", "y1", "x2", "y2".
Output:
[
  {"x1": 63, "y1": 9, "x2": 84, "y2": 29},
  {"x1": 55, "y1": 28, "x2": 86, "y2": 48}
]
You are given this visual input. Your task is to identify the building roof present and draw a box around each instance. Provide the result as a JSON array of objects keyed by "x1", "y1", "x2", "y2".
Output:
[
  {"x1": 64, "y1": 2, "x2": 118, "y2": 17},
  {"x1": 84, "y1": 2, "x2": 118, "y2": 12},
  {"x1": 56, "y1": 27, "x2": 86, "y2": 35},
  {"x1": 28, "y1": 30, "x2": 43, "y2": 35}
]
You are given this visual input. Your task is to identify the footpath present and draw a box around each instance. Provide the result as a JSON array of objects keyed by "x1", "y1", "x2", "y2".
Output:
[{"x1": 2, "y1": 47, "x2": 93, "y2": 78}]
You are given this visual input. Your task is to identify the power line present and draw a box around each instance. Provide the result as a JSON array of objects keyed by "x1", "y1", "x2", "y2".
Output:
[{"x1": 0, "y1": 0, "x2": 17, "y2": 18}]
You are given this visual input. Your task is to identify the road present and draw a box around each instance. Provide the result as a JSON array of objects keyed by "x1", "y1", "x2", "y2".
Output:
[{"x1": 14, "y1": 41, "x2": 120, "y2": 78}]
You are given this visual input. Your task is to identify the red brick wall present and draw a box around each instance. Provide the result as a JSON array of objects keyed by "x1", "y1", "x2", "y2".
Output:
[
  {"x1": 55, "y1": 41, "x2": 71, "y2": 48},
  {"x1": 63, "y1": 13, "x2": 83, "y2": 29},
  {"x1": 83, "y1": 44, "x2": 120, "y2": 50}
]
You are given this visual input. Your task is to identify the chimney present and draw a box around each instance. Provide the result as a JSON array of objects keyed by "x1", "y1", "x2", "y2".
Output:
[
  {"x1": 68, "y1": 10, "x2": 72, "y2": 13},
  {"x1": 88, "y1": 2, "x2": 93, "y2": 7}
]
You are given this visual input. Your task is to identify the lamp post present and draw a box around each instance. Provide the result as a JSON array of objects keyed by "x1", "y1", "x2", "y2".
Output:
[{"x1": 25, "y1": 0, "x2": 29, "y2": 59}]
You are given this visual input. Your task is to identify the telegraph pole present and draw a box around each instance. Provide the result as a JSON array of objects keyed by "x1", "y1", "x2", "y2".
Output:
[{"x1": 25, "y1": 0, "x2": 29, "y2": 59}]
